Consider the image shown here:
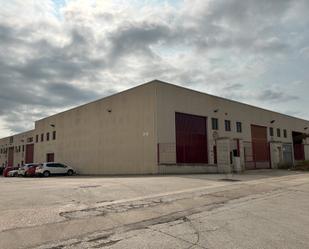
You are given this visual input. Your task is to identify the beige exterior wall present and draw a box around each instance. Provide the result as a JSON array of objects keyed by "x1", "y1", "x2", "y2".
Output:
[
  {"x1": 0, "y1": 130, "x2": 34, "y2": 167},
  {"x1": 155, "y1": 82, "x2": 309, "y2": 165},
  {"x1": 33, "y1": 83, "x2": 158, "y2": 174},
  {"x1": 1, "y1": 80, "x2": 309, "y2": 174}
]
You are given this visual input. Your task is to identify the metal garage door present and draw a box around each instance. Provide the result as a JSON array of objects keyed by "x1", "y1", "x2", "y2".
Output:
[
  {"x1": 8, "y1": 147, "x2": 14, "y2": 167},
  {"x1": 175, "y1": 112, "x2": 208, "y2": 164},
  {"x1": 245, "y1": 125, "x2": 270, "y2": 169},
  {"x1": 25, "y1": 144, "x2": 34, "y2": 164},
  {"x1": 283, "y1": 144, "x2": 293, "y2": 165}
]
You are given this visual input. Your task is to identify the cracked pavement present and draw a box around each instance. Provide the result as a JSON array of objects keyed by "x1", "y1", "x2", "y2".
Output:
[{"x1": 1, "y1": 170, "x2": 309, "y2": 249}]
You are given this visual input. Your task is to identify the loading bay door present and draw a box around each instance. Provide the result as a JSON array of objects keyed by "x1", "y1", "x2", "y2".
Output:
[
  {"x1": 175, "y1": 112, "x2": 208, "y2": 164},
  {"x1": 245, "y1": 125, "x2": 270, "y2": 169},
  {"x1": 8, "y1": 147, "x2": 14, "y2": 167},
  {"x1": 25, "y1": 144, "x2": 34, "y2": 164}
]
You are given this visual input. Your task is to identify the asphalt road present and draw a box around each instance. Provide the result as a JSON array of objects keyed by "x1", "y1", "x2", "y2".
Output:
[{"x1": 0, "y1": 170, "x2": 309, "y2": 249}]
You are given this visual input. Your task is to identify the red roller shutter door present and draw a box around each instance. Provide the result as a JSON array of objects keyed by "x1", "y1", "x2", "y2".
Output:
[
  {"x1": 251, "y1": 125, "x2": 270, "y2": 169},
  {"x1": 8, "y1": 147, "x2": 14, "y2": 167},
  {"x1": 176, "y1": 113, "x2": 208, "y2": 164},
  {"x1": 25, "y1": 144, "x2": 34, "y2": 164}
]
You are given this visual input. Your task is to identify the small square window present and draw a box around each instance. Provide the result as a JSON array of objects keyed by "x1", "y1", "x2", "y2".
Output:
[
  {"x1": 269, "y1": 127, "x2": 274, "y2": 137},
  {"x1": 283, "y1": 129, "x2": 287, "y2": 138},
  {"x1": 236, "y1": 122, "x2": 242, "y2": 133},
  {"x1": 277, "y1": 128, "x2": 281, "y2": 137},
  {"x1": 212, "y1": 118, "x2": 219, "y2": 130},
  {"x1": 225, "y1": 120, "x2": 231, "y2": 131}
]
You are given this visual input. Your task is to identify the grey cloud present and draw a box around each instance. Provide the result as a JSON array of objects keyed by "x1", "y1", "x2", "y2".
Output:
[
  {"x1": 46, "y1": 82, "x2": 101, "y2": 106},
  {"x1": 0, "y1": 0, "x2": 308, "y2": 135},
  {"x1": 107, "y1": 22, "x2": 172, "y2": 64},
  {"x1": 256, "y1": 89, "x2": 299, "y2": 102}
]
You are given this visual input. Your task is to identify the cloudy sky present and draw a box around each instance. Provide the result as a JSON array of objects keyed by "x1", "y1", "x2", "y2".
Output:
[{"x1": 0, "y1": 0, "x2": 309, "y2": 138}]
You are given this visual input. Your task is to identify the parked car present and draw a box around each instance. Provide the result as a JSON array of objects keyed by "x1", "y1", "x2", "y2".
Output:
[
  {"x1": 3, "y1": 167, "x2": 18, "y2": 177},
  {"x1": 18, "y1": 164, "x2": 39, "y2": 177},
  {"x1": 24, "y1": 164, "x2": 39, "y2": 177},
  {"x1": 8, "y1": 169, "x2": 19, "y2": 177},
  {"x1": 35, "y1": 162, "x2": 75, "y2": 177}
]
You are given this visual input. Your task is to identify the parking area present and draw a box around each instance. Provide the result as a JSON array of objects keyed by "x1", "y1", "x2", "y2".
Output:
[{"x1": 1, "y1": 170, "x2": 309, "y2": 249}]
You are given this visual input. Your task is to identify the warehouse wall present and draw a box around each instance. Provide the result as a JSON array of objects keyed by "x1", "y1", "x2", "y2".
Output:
[
  {"x1": 0, "y1": 130, "x2": 34, "y2": 167},
  {"x1": 33, "y1": 83, "x2": 158, "y2": 174},
  {"x1": 155, "y1": 81, "x2": 309, "y2": 166}
]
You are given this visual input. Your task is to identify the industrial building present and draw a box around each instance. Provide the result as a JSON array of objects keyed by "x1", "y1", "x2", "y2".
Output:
[{"x1": 1, "y1": 80, "x2": 309, "y2": 174}]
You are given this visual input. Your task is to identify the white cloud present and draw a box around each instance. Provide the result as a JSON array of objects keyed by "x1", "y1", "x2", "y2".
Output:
[{"x1": 0, "y1": 0, "x2": 308, "y2": 136}]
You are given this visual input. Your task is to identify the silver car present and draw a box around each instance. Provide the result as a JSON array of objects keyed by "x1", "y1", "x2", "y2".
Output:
[
  {"x1": 8, "y1": 169, "x2": 19, "y2": 177},
  {"x1": 35, "y1": 162, "x2": 75, "y2": 177}
]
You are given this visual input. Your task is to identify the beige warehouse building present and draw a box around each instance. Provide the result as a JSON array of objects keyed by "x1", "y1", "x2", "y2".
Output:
[{"x1": 1, "y1": 80, "x2": 309, "y2": 174}]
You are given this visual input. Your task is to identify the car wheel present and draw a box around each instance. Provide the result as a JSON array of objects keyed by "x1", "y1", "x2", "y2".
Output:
[
  {"x1": 25, "y1": 172, "x2": 29, "y2": 177},
  {"x1": 43, "y1": 171, "x2": 50, "y2": 177},
  {"x1": 67, "y1": 170, "x2": 73, "y2": 176},
  {"x1": 14, "y1": 172, "x2": 18, "y2": 177}
]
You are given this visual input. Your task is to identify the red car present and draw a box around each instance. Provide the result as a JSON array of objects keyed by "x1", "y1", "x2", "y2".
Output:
[
  {"x1": 25, "y1": 164, "x2": 39, "y2": 177},
  {"x1": 3, "y1": 167, "x2": 17, "y2": 177}
]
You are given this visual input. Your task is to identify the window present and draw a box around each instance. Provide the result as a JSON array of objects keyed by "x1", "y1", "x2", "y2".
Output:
[
  {"x1": 225, "y1": 120, "x2": 231, "y2": 131},
  {"x1": 277, "y1": 128, "x2": 281, "y2": 137},
  {"x1": 212, "y1": 118, "x2": 219, "y2": 130},
  {"x1": 41, "y1": 133, "x2": 44, "y2": 142},
  {"x1": 9, "y1": 136, "x2": 14, "y2": 144},
  {"x1": 52, "y1": 131, "x2": 56, "y2": 140},
  {"x1": 46, "y1": 132, "x2": 50, "y2": 141},
  {"x1": 27, "y1": 137, "x2": 33, "y2": 143},
  {"x1": 36, "y1": 135, "x2": 39, "y2": 143},
  {"x1": 22, "y1": 145, "x2": 24, "y2": 152},
  {"x1": 283, "y1": 129, "x2": 287, "y2": 138},
  {"x1": 269, "y1": 127, "x2": 274, "y2": 137},
  {"x1": 236, "y1": 122, "x2": 242, "y2": 133}
]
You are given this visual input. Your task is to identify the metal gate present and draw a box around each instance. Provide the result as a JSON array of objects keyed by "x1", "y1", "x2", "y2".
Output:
[
  {"x1": 294, "y1": 144, "x2": 305, "y2": 161},
  {"x1": 244, "y1": 141, "x2": 270, "y2": 169},
  {"x1": 283, "y1": 144, "x2": 293, "y2": 165}
]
